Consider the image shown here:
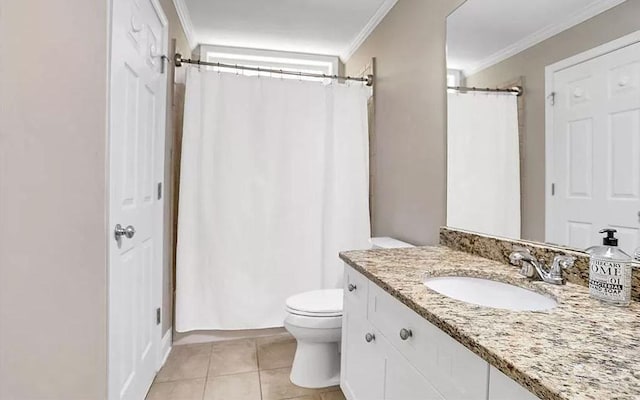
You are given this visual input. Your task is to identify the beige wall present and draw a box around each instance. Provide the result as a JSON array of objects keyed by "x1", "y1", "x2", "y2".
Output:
[
  {"x1": 158, "y1": 0, "x2": 190, "y2": 336},
  {"x1": 0, "y1": 0, "x2": 189, "y2": 396},
  {"x1": 346, "y1": 0, "x2": 466, "y2": 245},
  {"x1": 466, "y1": 0, "x2": 640, "y2": 242},
  {"x1": 0, "y1": 0, "x2": 109, "y2": 399}
]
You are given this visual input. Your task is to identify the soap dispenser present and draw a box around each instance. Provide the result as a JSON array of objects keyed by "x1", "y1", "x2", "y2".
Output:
[{"x1": 586, "y1": 229, "x2": 632, "y2": 306}]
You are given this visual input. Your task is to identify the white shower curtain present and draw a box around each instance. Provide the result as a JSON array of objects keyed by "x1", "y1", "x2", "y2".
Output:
[
  {"x1": 447, "y1": 93, "x2": 521, "y2": 239},
  {"x1": 176, "y1": 69, "x2": 371, "y2": 332}
]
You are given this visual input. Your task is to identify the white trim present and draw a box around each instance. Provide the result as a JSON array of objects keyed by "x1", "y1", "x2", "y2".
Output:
[
  {"x1": 105, "y1": 0, "x2": 113, "y2": 393},
  {"x1": 150, "y1": 0, "x2": 168, "y2": 27},
  {"x1": 340, "y1": 0, "x2": 398, "y2": 62},
  {"x1": 464, "y1": 0, "x2": 627, "y2": 76},
  {"x1": 173, "y1": 327, "x2": 287, "y2": 346},
  {"x1": 172, "y1": 0, "x2": 198, "y2": 50},
  {"x1": 159, "y1": 329, "x2": 173, "y2": 368},
  {"x1": 447, "y1": 69, "x2": 463, "y2": 87},
  {"x1": 544, "y1": 65, "x2": 555, "y2": 244},
  {"x1": 151, "y1": 0, "x2": 170, "y2": 378},
  {"x1": 544, "y1": 29, "x2": 640, "y2": 242}
]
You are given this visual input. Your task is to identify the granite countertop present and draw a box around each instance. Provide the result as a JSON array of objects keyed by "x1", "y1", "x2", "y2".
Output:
[{"x1": 339, "y1": 246, "x2": 640, "y2": 400}]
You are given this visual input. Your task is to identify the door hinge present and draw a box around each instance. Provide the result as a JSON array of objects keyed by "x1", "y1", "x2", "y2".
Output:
[
  {"x1": 156, "y1": 308, "x2": 161, "y2": 325},
  {"x1": 548, "y1": 92, "x2": 556, "y2": 106},
  {"x1": 160, "y1": 55, "x2": 167, "y2": 74},
  {"x1": 551, "y1": 183, "x2": 556, "y2": 196},
  {"x1": 157, "y1": 182, "x2": 162, "y2": 200}
]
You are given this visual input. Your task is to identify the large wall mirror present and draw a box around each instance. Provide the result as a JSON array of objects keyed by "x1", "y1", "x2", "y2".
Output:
[{"x1": 445, "y1": 0, "x2": 640, "y2": 255}]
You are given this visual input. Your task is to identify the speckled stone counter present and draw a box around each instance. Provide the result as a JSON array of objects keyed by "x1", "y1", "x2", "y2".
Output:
[{"x1": 339, "y1": 246, "x2": 640, "y2": 400}]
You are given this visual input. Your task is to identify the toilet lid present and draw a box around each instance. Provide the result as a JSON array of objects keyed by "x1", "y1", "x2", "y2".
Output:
[{"x1": 286, "y1": 289, "x2": 343, "y2": 317}]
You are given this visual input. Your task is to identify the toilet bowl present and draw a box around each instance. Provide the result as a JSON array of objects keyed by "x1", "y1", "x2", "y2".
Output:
[
  {"x1": 284, "y1": 289, "x2": 343, "y2": 388},
  {"x1": 284, "y1": 237, "x2": 414, "y2": 389}
]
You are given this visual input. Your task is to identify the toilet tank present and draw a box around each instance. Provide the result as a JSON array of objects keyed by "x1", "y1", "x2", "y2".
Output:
[{"x1": 369, "y1": 237, "x2": 414, "y2": 249}]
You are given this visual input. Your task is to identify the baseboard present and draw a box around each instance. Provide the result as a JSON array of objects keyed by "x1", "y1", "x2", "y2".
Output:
[
  {"x1": 159, "y1": 328, "x2": 172, "y2": 367},
  {"x1": 173, "y1": 327, "x2": 288, "y2": 346}
]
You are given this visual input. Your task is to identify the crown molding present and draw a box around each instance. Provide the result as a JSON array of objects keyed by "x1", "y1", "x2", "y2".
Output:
[
  {"x1": 463, "y1": 0, "x2": 628, "y2": 76},
  {"x1": 172, "y1": 0, "x2": 198, "y2": 50},
  {"x1": 340, "y1": 0, "x2": 398, "y2": 63}
]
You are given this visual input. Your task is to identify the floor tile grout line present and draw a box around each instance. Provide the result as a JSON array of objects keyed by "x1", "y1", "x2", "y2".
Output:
[
  {"x1": 196, "y1": 360, "x2": 297, "y2": 376},
  {"x1": 153, "y1": 376, "x2": 209, "y2": 384},
  {"x1": 256, "y1": 338, "x2": 262, "y2": 370},
  {"x1": 256, "y1": 340, "x2": 264, "y2": 400},
  {"x1": 207, "y1": 368, "x2": 260, "y2": 378},
  {"x1": 201, "y1": 342, "x2": 214, "y2": 400}
]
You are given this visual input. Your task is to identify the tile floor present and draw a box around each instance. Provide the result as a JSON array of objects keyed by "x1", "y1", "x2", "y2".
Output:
[{"x1": 146, "y1": 333, "x2": 346, "y2": 400}]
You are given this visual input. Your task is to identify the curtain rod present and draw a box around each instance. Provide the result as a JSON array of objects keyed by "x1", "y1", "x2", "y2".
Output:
[
  {"x1": 173, "y1": 54, "x2": 374, "y2": 86},
  {"x1": 448, "y1": 85, "x2": 523, "y2": 96}
]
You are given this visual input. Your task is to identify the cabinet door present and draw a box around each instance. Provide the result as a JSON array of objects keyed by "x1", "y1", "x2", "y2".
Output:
[
  {"x1": 385, "y1": 340, "x2": 445, "y2": 400},
  {"x1": 488, "y1": 366, "x2": 539, "y2": 400},
  {"x1": 341, "y1": 312, "x2": 385, "y2": 400}
]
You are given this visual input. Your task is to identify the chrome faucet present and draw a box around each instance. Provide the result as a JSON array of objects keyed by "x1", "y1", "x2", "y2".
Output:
[{"x1": 509, "y1": 247, "x2": 575, "y2": 285}]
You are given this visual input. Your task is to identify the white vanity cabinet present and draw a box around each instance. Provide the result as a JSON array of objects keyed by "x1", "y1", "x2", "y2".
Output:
[
  {"x1": 341, "y1": 265, "x2": 540, "y2": 400},
  {"x1": 488, "y1": 366, "x2": 539, "y2": 400}
]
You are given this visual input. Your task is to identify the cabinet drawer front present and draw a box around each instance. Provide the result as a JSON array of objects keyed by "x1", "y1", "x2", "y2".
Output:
[
  {"x1": 344, "y1": 265, "x2": 369, "y2": 316},
  {"x1": 368, "y1": 283, "x2": 488, "y2": 400}
]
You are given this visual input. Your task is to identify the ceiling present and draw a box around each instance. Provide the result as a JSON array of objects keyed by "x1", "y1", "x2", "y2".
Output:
[
  {"x1": 447, "y1": 0, "x2": 626, "y2": 75},
  {"x1": 179, "y1": 0, "x2": 397, "y2": 60}
]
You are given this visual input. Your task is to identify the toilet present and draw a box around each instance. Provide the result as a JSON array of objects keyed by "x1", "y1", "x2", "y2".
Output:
[{"x1": 284, "y1": 237, "x2": 414, "y2": 388}]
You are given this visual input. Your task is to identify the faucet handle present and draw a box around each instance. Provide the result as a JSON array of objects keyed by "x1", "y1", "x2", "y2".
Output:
[
  {"x1": 509, "y1": 247, "x2": 531, "y2": 265},
  {"x1": 549, "y1": 255, "x2": 575, "y2": 278}
]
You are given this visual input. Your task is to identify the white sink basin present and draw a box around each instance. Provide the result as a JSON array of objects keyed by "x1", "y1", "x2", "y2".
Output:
[{"x1": 424, "y1": 276, "x2": 557, "y2": 311}]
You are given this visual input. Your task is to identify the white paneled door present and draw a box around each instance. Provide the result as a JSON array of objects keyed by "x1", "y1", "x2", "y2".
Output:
[
  {"x1": 549, "y1": 40, "x2": 640, "y2": 255},
  {"x1": 108, "y1": 0, "x2": 167, "y2": 399}
]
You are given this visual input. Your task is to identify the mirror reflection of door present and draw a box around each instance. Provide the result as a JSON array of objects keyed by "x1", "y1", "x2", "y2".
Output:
[
  {"x1": 547, "y1": 40, "x2": 640, "y2": 255},
  {"x1": 446, "y1": 0, "x2": 640, "y2": 253}
]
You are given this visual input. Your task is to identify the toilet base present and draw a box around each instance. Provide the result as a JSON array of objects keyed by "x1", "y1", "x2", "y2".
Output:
[
  {"x1": 289, "y1": 340, "x2": 340, "y2": 389},
  {"x1": 284, "y1": 298, "x2": 342, "y2": 389}
]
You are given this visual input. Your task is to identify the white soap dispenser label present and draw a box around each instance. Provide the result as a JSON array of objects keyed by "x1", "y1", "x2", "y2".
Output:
[
  {"x1": 589, "y1": 258, "x2": 630, "y2": 300},
  {"x1": 587, "y1": 229, "x2": 632, "y2": 306}
]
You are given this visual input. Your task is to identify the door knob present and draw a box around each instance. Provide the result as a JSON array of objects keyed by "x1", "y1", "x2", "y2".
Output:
[
  {"x1": 348, "y1": 284, "x2": 357, "y2": 292},
  {"x1": 114, "y1": 224, "x2": 136, "y2": 240},
  {"x1": 365, "y1": 333, "x2": 375, "y2": 343}
]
